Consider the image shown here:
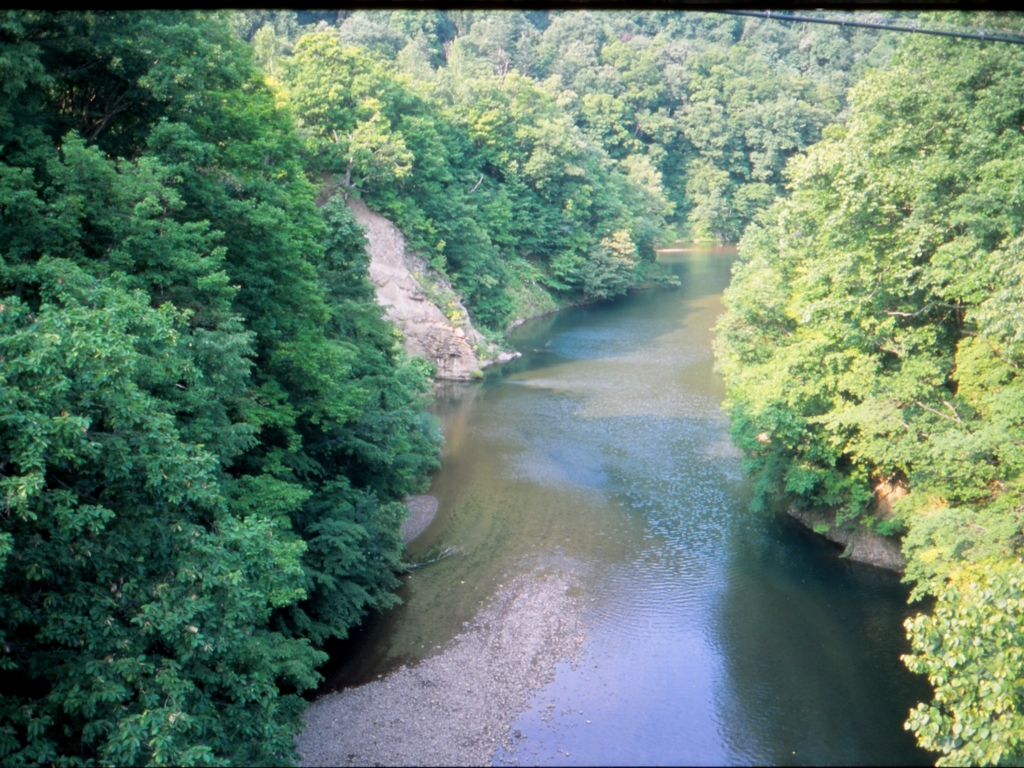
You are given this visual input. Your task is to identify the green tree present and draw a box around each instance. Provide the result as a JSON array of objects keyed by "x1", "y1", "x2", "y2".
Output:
[
  {"x1": 284, "y1": 36, "x2": 414, "y2": 190},
  {"x1": 2, "y1": 11, "x2": 441, "y2": 762},
  {"x1": 0, "y1": 261, "x2": 323, "y2": 765},
  {"x1": 281, "y1": 31, "x2": 666, "y2": 327},
  {"x1": 904, "y1": 560, "x2": 1024, "y2": 766},
  {"x1": 267, "y1": 9, "x2": 885, "y2": 322},
  {"x1": 715, "y1": 17, "x2": 1024, "y2": 764}
]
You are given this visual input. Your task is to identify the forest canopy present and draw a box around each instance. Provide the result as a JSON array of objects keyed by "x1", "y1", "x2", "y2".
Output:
[
  {"x1": 247, "y1": 8, "x2": 895, "y2": 329},
  {"x1": 0, "y1": 11, "x2": 438, "y2": 764},
  {"x1": 715, "y1": 18, "x2": 1024, "y2": 766}
]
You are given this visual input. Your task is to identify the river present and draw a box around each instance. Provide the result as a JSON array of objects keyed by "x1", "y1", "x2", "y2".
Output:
[{"x1": 317, "y1": 246, "x2": 933, "y2": 766}]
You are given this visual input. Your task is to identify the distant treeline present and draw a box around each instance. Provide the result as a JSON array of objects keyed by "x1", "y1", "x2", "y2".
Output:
[{"x1": 238, "y1": 8, "x2": 896, "y2": 329}]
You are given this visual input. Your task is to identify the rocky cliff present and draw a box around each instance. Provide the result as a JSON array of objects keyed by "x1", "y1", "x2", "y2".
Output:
[
  {"x1": 786, "y1": 479, "x2": 908, "y2": 572},
  {"x1": 349, "y1": 197, "x2": 515, "y2": 381},
  {"x1": 787, "y1": 507, "x2": 905, "y2": 572}
]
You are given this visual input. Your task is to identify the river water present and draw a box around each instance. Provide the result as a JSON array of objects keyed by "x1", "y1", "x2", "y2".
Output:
[{"x1": 322, "y1": 247, "x2": 933, "y2": 766}]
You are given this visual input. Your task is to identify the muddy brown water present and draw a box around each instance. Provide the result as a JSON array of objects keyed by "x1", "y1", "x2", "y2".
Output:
[{"x1": 319, "y1": 246, "x2": 933, "y2": 766}]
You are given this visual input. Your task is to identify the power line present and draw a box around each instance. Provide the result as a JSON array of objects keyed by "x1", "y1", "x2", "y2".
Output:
[{"x1": 714, "y1": 10, "x2": 1024, "y2": 45}]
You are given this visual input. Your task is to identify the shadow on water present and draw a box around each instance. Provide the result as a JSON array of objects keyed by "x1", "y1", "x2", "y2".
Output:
[
  {"x1": 315, "y1": 246, "x2": 935, "y2": 766},
  {"x1": 709, "y1": 514, "x2": 933, "y2": 766}
]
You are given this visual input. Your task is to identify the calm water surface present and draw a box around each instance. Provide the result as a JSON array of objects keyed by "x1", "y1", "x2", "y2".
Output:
[{"x1": 323, "y1": 247, "x2": 933, "y2": 766}]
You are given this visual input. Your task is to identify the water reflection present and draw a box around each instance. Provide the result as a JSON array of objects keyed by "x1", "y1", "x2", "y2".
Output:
[{"x1": 320, "y1": 247, "x2": 933, "y2": 766}]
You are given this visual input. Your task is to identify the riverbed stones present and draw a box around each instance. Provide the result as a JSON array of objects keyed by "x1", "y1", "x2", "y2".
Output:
[
  {"x1": 402, "y1": 495, "x2": 439, "y2": 543},
  {"x1": 296, "y1": 569, "x2": 587, "y2": 767}
]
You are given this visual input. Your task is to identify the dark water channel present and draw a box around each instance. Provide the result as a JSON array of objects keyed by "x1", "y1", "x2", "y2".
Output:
[{"x1": 322, "y1": 247, "x2": 933, "y2": 766}]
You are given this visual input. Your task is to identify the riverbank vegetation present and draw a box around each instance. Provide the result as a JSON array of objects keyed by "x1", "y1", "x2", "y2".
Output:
[
  {"x1": 716, "y1": 16, "x2": 1024, "y2": 765},
  {"x1": 0, "y1": 11, "x2": 438, "y2": 764}
]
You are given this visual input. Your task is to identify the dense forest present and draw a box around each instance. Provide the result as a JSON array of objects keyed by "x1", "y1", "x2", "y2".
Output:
[
  {"x1": 2, "y1": 8, "x2": 1023, "y2": 766},
  {"x1": 0, "y1": 11, "x2": 439, "y2": 764},
  {"x1": 716, "y1": 17, "x2": 1024, "y2": 767},
  {"x1": 247, "y1": 8, "x2": 894, "y2": 329}
]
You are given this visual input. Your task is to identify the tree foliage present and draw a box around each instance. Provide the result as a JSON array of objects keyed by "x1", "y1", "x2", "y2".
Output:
[
  {"x1": 8, "y1": 7, "x2": 1023, "y2": 765},
  {"x1": 278, "y1": 31, "x2": 670, "y2": 328},
  {"x1": 1, "y1": 11, "x2": 438, "y2": 764},
  {"x1": 715, "y1": 16, "x2": 1024, "y2": 764},
  {"x1": 253, "y1": 10, "x2": 893, "y2": 329},
  {"x1": 904, "y1": 560, "x2": 1024, "y2": 766}
]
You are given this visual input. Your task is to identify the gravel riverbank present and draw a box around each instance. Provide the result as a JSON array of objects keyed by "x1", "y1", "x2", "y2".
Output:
[
  {"x1": 401, "y1": 495, "x2": 439, "y2": 543},
  {"x1": 297, "y1": 568, "x2": 587, "y2": 767}
]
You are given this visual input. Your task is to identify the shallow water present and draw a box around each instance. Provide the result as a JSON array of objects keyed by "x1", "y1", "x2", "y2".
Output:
[{"x1": 321, "y1": 247, "x2": 933, "y2": 766}]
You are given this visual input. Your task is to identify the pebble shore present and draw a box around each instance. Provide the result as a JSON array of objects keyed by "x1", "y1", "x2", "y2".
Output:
[{"x1": 297, "y1": 569, "x2": 586, "y2": 767}]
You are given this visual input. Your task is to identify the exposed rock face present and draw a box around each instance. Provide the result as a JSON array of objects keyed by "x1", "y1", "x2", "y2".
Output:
[
  {"x1": 872, "y1": 475, "x2": 908, "y2": 518},
  {"x1": 349, "y1": 197, "x2": 493, "y2": 381},
  {"x1": 787, "y1": 506, "x2": 905, "y2": 572}
]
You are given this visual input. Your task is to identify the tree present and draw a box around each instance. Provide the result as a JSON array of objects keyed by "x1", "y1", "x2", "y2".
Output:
[
  {"x1": 715, "y1": 19, "x2": 1024, "y2": 764},
  {"x1": 904, "y1": 560, "x2": 1024, "y2": 766},
  {"x1": 1, "y1": 11, "x2": 441, "y2": 761},
  {"x1": 0, "y1": 260, "x2": 323, "y2": 766}
]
